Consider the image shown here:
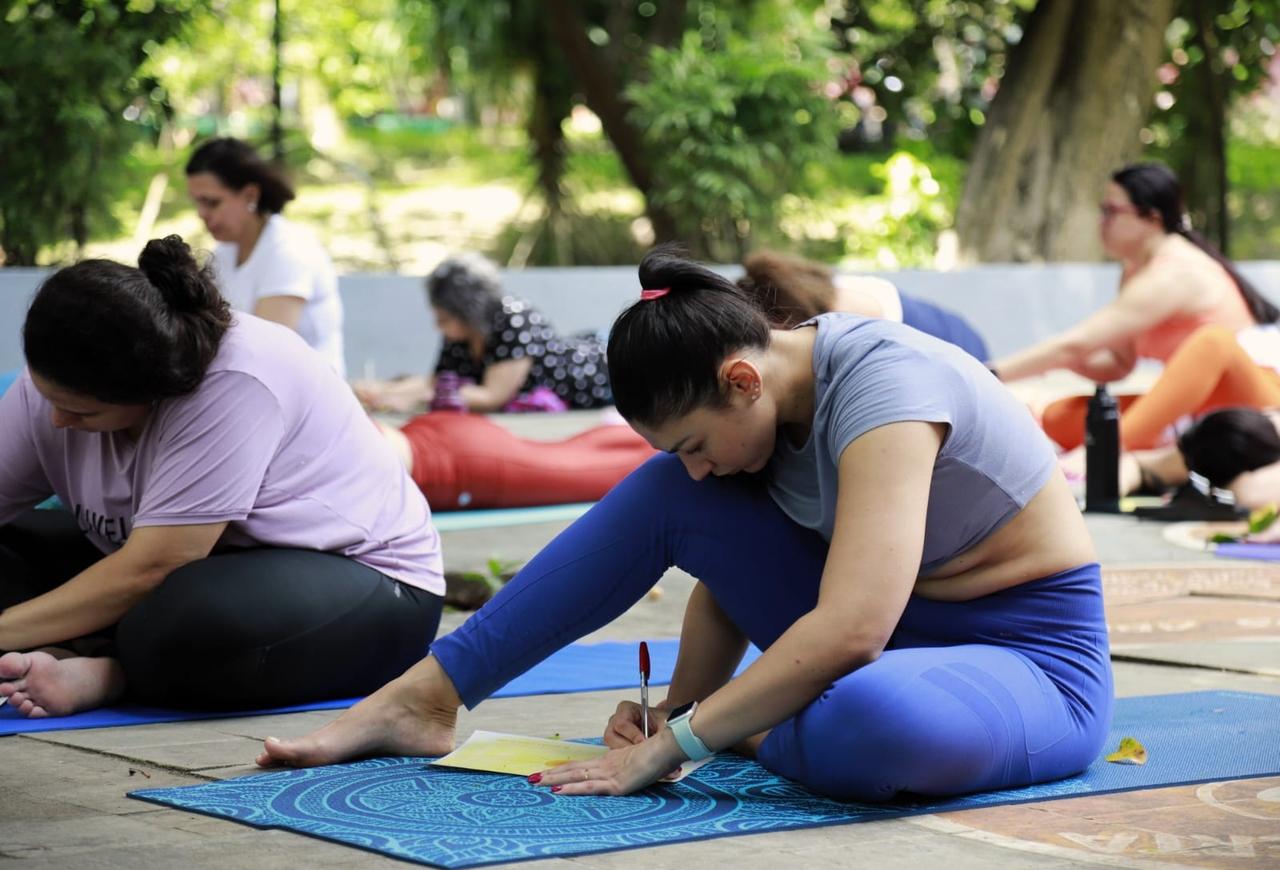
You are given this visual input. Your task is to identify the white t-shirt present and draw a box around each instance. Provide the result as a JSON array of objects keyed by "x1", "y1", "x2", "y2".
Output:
[{"x1": 211, "y1": 214, "x2": 346, "y2": 377}]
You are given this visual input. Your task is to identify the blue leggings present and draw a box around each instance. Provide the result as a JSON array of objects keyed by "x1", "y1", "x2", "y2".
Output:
[
  {"x1": 432, "y1": 455, "x2": 1113, "y2": 801},
  {"x1": 900, "y1": 294, "x2": 990, "y2": 362}
]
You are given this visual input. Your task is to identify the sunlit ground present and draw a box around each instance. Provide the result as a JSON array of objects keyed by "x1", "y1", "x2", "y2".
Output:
[{"x1": 81, "y1": 173, "x2": 533, "y2": 276}]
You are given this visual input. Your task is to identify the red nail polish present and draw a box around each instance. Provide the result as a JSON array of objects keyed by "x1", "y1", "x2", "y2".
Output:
[
  {"x1": 527, "y1": 772, "x2": 542, "y2": 784},
  {"x1": 551, "y1": 785, "x2": 562, "y2": 793}
]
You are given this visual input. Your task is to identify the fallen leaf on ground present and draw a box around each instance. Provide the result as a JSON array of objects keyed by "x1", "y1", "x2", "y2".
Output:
[{"x1": 1105, "y1": 736, "x2": 1148, "y2": 765}]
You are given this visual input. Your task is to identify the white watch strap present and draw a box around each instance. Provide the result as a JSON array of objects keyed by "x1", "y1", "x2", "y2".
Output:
[{"x1": 668, "y1": 705, "x2": 713, "y2": 761}]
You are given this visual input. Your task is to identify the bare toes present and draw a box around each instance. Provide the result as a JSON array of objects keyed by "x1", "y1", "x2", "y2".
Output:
[{"x1": 0, "y1": 652, "x2": 30, "y2": 681}]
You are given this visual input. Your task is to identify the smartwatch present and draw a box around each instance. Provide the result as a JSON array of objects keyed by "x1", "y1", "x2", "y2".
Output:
[{"x1": 665, "y1": 700, "x2": 714, "y2": 761}]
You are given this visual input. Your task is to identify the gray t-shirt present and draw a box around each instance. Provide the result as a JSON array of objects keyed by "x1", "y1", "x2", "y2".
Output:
[{"x1": 766, "y1": 314, "x2": 1056, "y2": 575}]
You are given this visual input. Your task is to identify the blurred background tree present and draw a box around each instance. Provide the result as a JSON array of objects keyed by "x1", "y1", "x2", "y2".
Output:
[
  {"x1": 1, "y1": 0, "x2": 1277, "y2": 268},
  {"x1": 954, "y1": 0, "x2": 1177, "y2": 262},
  {"x1": 0, "y1": 0, "x2": 195, "y2": 265},
  {"x1": 1148, "y1": 0, "x2": 1280, "y2": 256}
]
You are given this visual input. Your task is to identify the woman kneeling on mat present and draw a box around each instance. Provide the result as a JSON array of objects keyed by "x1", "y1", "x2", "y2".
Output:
[
  {"x1": 261, "y1": 245, "x2": 1112, "y2": 802},
  {"x1": 0, "y1": 236, "x2": 444, "y2": 717}
]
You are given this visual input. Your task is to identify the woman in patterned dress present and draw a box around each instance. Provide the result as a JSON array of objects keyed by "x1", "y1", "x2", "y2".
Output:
[{"x1": 355, "y1": 254, "x2": 612, "y2": 413}]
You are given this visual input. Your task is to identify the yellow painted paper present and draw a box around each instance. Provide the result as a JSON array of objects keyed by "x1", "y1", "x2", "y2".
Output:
[
  {"x1": 431, "y1": 731, "x2": 607, "y2": 776},
  {"x1": 1104, "y1": 736, "x2": 1148, "y2": 765}
]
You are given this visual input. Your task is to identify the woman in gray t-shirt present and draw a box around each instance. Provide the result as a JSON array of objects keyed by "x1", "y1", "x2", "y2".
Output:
[{"x1": 261, "y1": 246, "x2": 1112, "y2": 804}]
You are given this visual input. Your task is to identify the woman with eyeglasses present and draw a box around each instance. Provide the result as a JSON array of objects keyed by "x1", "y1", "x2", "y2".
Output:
[{"x1": 988, "y1": 162, "x2": 1280, "y2": 454}]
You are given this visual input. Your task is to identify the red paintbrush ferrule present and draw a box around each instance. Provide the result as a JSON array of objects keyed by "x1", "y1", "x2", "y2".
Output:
[{"x1": 639, "y1": 641, "x2": 651, "y2": 678}]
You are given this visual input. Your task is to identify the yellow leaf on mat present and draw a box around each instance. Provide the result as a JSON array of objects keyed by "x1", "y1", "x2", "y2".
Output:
[{"x1": 1105, "y1": 736, "x2": 1148, "y2": 765}]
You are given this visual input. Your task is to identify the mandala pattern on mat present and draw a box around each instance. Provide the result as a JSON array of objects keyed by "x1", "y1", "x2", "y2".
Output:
[{"x1": 131, "y1": 692, "x2": 1280, "y2": 869}]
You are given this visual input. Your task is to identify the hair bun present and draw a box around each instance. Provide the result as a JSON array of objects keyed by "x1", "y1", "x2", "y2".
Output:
[{"x1": 138, "y1": 235, "x2": 208, "y2": 313}]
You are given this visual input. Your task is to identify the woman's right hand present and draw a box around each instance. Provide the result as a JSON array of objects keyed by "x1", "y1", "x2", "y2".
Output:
[
  {"x1": 603, "y1": 701, "x2": 670, "y2": 748},
  {"x1": 352, "y1": 380, "x2": 386, "y2": 410},
  {"x1": 353, "y1": 377, "x2": 431, "y2": 414}
]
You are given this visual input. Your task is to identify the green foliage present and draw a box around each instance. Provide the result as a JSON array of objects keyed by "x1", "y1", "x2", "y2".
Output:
[
  {"x1": 627, "y1": 11, "x2": 840, "y2": 260},
  {"x1": 492, "y1": 208, "x2": 644, "y2": 267},
  {"x1": 141, "y1": 0, "x2": 438, "y2": 127},
  {"x1": 787, "y1": 147, "x2": 959, "y2": 267},
  {"x1": 1144, "y1": 0, "x2": 1280, "y2": 249},
  {"x1": 295, "y1": 0, "x2": 437, "y2": 118},
  {"x1": 1225, "y1": 138, "x2": 1280, "y2": 259},
  {"x1": 0, "y1": 0, "x2": 194, "y2": 264},
  {"x1": 828, "y1": 0, "x2": 1035, "y2": 155},
  {"x1": 345, "y1": 123, "x2": 530, "y2": 185},
  {"x1": 455, "y1": 556, "x2": 522, "y2": 593}
]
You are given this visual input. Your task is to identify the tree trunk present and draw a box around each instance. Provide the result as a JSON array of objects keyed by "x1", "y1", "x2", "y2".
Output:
[
  {"x1": 526, "y1": 57, "x2": 573, "y2": 264},
  {"x1": 1180, "y1": 0, "x2": 1230, "y2": 253},
  {"x1": 271, "y1": 0, "x2": 285, "y2": 163},
  {"x1": 955, "y1": 0, "x2": 1176, "y2": 262},
  {"x1": 542, "y1": 0, "x2": 682, "y2": 246}
]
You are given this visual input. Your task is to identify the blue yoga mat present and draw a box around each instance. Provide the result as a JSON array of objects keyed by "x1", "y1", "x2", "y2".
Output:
[
  {"x1": 432, "y1": 502, "x2": 592, "y2": 531},
  {"x1": 0, "y1": 639, "x2": 756, "y2": 736},
  {"x1": 129, "y1": 691, "x2": 1280, "y2": 869},
  {"x1": 1216, "y1": 542, "x2": 1280, "y2": 562},
  {"x1": 31, "y1": 500, "x2": 589, "y2": 527}
]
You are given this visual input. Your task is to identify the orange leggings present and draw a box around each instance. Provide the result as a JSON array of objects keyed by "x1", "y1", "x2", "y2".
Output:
[
  {"x1": 401, "y1": 412, "x2": 656, "y2": 510},
  {"x1": 1042, "y1": 325, "x2": 1280, "y2": 450}
]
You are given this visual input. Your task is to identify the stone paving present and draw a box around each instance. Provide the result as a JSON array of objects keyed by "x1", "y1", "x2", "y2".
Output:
[{"x1": 4, "y1": 414, "x2": 1279, "y2": 868}]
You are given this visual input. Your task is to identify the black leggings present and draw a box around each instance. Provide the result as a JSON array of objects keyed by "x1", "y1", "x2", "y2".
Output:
[{"x1": 0, "y1": 510, "x2": 443, "y2": 709}]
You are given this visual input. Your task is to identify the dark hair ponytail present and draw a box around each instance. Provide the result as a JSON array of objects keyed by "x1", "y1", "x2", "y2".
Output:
[
  {"x1": 608, "y1": 244, "x2": 771, "y2": 425},
  {"x1": 185, "y1": 137, "x2": 296, "y2": 214},
  {"x1": 23, "y1": 235, "x2": 232, "y2": 404},
  {"x1": 1177, "y1": 407, "x2": 1280, "y2": 488},
  {"x1": 1113, "y1": 162, "x2": 1279, "y2": 324}
]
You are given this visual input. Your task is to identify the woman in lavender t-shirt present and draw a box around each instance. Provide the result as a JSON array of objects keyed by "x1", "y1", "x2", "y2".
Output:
[{"x1": 0, "y1": 236, "x2": 444, "y2": 718}]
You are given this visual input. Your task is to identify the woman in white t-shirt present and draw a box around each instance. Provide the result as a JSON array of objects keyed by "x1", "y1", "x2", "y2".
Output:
[{"x1": 186, "y1": 138, "x2": 346, "y2": 376}]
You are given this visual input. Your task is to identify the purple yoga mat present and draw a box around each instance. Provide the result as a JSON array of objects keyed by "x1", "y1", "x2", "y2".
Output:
[{"x1": 1216, "y1": 542, "x2": 1280, "y2": 561}]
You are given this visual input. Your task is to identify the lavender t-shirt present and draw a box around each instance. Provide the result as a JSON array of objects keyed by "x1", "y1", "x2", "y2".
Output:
[{"x1": 0, "y1": 315, "x2": 444, "y2": 595}]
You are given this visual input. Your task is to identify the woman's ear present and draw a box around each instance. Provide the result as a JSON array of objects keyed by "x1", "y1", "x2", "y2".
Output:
[
  {"x1": 721, "y1": 358, "x2": 763, "y2": 402},
  {"x1": 241, "y1": 182, "x2": 262, "y2": 211}
]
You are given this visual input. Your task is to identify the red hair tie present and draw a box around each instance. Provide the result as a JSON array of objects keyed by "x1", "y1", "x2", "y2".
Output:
[{"x1": 640, "y1": 287, "x2": 670, "y2": 301}]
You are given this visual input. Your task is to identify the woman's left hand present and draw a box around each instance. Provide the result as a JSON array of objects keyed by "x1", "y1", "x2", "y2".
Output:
[{"x1": 532, "y1": 729, "x2": 686, "y2": 796}]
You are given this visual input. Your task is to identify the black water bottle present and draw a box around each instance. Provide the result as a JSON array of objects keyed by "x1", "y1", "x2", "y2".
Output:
[{"x1": 1084, "y1": 384, "x2": 1121, "y2": 513}]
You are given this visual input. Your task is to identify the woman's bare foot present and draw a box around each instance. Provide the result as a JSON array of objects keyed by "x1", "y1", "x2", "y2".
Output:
[
  {"x1": 256, "y1": 656, "x2": 462, "y2": 768},
  {"x1": 0, "y1": 651, "x2": 126, "y2": 717}
]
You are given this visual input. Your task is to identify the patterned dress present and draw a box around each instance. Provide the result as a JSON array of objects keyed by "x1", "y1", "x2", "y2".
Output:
[{"x1": 434, "y1": 296, "x2": 612, "y2": 409}]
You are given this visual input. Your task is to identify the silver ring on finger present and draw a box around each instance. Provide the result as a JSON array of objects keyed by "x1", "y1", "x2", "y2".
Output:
[{"x1": 582, "y1": 769, "x2": 590, "y2": 782}]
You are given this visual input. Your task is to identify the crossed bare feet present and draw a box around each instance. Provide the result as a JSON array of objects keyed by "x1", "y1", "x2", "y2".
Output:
[
  {"x1": 256, "y1": 656, "x2": 462, "y2": 768},
  {"x1": 0, "y1": 650, "x2": 126, "y2": 717}
]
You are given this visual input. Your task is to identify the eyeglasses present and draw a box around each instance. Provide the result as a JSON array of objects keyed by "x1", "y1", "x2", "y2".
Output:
[{"x1": 1099, "y1": 203, "x2": 1139, "y2": 220}]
